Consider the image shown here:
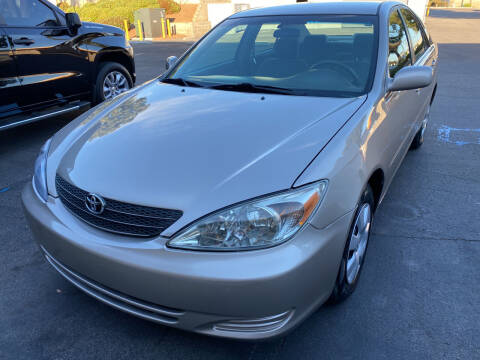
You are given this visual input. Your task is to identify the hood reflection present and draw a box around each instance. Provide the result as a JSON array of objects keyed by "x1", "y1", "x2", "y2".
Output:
[{"x1": 90, "y1": 95, "x2": 149, "y2": 140}]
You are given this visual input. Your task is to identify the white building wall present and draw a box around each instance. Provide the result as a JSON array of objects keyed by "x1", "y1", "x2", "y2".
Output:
[
  {"x1": 243, "y1": 0, "x2": 296, "y2": 7},
  {"x1": 208, "y1": 0, "x2": 297, "y2": 27},
  {"x1": 405, "y1": 0, "x2": 429, "y2": 21},
  {"x1": 208, "y1": 3, "x2": 235, "y2": 28},
  {"x1": 206, "y1": 0, "x2": 428, "y2": 29},
  {"x1": 309, "y1": 0, "x2": 428, "y2": 21}
]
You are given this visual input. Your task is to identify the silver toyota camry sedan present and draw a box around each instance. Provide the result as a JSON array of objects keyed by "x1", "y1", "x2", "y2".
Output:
[{"x1": 22, "y1": 2, "x2": 437, "y2": 340}]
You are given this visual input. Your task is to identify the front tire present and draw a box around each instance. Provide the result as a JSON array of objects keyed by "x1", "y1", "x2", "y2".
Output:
[
  {"x1": 94, "y1": 62, "x2": 133, "y2": 104},
  {"x1": 329, "y1": 185, "x2": 375, "y2": 304}
]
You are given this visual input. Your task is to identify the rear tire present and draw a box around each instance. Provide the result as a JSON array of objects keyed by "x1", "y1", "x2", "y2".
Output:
[
  {"x1": 329, "y1": 185, "x2": 375, "y2": 304},
  {"x1": 94, "y1": 62, "x2": 133, "y2": 104},
  {"x1": 410, "y1": 103, "x2": 431, "y2": 150}
]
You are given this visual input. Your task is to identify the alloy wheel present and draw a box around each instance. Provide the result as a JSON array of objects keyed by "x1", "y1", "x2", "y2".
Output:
[
  {"x1": 419, "y1": 104, "x2": 431, "y2": 145},
  {"x1": 102, "y1": 71, "x2": 130, "y2": 100},
  {"x1": 346, "y1": 203, "x2": 372, "y2": 285}
]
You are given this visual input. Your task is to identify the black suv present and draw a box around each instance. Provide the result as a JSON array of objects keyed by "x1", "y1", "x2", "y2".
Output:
[{"x1": 0, "y1": 0, "x2": 136, "y2": 131}]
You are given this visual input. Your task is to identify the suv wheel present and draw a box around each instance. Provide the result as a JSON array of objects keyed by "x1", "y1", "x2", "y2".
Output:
[{"x1": 95, "y1": 62, "x2": 133, "y2": 103}]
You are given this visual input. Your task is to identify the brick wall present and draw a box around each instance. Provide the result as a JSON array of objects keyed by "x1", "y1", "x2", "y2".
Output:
[{"x1": 192, "y1": 0, "x2": 232, "y2": 38}]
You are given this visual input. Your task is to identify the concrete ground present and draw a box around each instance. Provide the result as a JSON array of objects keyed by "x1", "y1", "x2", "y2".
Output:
[{"x1": 0, "y1": 9, "x2": 479, "y2": 360}]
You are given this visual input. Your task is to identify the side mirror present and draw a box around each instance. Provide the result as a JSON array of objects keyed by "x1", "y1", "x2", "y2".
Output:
[
  {"x1": 66, "y1": 13, "x2": 82, "y2": 34},
  {"x1": 388, "y1": 66, "x2": 433, "y2": 92},
  {"x1": 166, "y1": 56, "x2": 178, "y2": 70}
]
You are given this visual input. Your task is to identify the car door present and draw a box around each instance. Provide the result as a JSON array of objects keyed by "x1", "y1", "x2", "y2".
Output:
[
  {"x1": 2, "y1": 0, "x2": 91, "y2": 111},
  {"x1": 399, "y1": 7, "x2": 437, "y2": 135},
  {"x1": 383, "y1": 8, "x2": 419, "y2": 175},
  {"x1": 0, "y1": 26, "x2": 22, "y2": 122}
]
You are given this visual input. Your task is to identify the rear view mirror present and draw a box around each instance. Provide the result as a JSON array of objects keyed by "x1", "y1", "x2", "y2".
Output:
[
  {"x1": 388, "y1": 66, "x2": 433, "y2": 92},
  {"x1": 66, "y1": 13, "x2": 82, "y2": 35},
  {"x1": 166, "y1": 56, "x2": 178, "y2": 70}
]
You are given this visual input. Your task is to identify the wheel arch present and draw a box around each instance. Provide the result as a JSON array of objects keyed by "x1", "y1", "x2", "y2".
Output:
[
  {"x1": 430, "y1": 83, "x2": 437, "y2": 105},
  {"x1": 95, "y1": 48, "x2": 135, "y2": 83},
  {"x1": 366, "y1": 168, "x2": 385, "y2": 211}
]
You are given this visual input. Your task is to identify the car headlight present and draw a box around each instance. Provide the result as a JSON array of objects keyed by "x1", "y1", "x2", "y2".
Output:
[
  {"x1": 33, "y1": 138, "x2": 52, "y2": 202},
  {"x1": 168, "y1": 181, "x2": 328, "y2": 251}
]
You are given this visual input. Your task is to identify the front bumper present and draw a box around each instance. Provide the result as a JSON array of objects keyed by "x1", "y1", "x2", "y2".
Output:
[{"x1": 22, "y1": 182, "x2": 353, "y2": 340}]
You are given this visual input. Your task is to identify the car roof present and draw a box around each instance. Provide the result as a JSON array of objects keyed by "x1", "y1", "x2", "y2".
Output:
[{"x1": 229, "y1": 2, "x2": 387, "y2": 18}]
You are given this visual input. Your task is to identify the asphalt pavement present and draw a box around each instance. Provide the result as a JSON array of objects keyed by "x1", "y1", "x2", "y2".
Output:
[{"x1": 0, "y1": 9, "x2": 479, "y2": 360}]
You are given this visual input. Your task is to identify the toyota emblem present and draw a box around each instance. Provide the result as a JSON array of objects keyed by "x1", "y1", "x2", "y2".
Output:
[{"x1": 85, "y1": 193, "x2": 106, "y2": 214}]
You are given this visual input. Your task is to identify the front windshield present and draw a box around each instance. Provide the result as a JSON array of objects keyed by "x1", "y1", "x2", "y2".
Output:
[{"x1": 166, "y1": 15, "x2": 378, "y2": 98}]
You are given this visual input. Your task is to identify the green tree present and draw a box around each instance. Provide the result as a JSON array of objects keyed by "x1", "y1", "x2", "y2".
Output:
[{"x1": 65, "y1": 0, "x2": 181, "y2": 29}]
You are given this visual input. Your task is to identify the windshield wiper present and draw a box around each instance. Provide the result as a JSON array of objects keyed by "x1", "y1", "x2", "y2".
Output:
[
  {"x1": 209, "y1": 82, "x2": 297, "y2": 95},
  {"x1": 162, "y1": 78, "x2": 205, "y2": 88}
]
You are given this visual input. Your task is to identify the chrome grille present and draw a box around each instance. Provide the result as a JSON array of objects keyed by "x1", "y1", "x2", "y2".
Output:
[{"x1": 55, "y1": 175, "x2": 182, "y2": 237}]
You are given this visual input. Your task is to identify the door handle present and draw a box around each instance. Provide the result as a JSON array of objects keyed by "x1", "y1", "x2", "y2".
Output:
[{"x1": 13, "y1": 37, "x2": 35, "y2": 45}]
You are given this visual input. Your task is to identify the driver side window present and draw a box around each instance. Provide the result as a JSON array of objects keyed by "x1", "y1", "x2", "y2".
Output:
[
  {"x1": 388, "y1": 9, "x2": 412, "y2": 77},
  {"x1": 1, "y1": 0, "x2": 58, "y2": 27},
  {"x1": 400, "y1": 8, "x2": 428, "y2": 60}
]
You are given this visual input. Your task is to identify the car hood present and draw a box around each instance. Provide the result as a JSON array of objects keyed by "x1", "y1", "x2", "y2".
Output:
[
  {"x1": 50, "y1": 81, "x2": 365, "y2": 236},
  {"x1": 82, "y1": 21, "x2": 124, "y2": 36}
]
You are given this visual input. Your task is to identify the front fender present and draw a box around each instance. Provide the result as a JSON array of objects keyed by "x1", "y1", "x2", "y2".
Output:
[
  {"x1": 294, "y1": 100, "x2": 388, "y2": 230},
  {"x1": 81, "y1": 29, "x2": 134, "y2": 83}
]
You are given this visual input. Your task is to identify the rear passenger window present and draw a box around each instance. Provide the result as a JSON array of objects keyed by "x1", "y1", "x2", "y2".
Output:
[
  {"x1": 400, "y1": 9, "x2": 428, "y2": 60},
  {"x1": 388, "y1": 10, "x2": 412, "y2": 77},
  {"x1": 1, "y1": 0, "x2": 58, "y2": 27}
]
